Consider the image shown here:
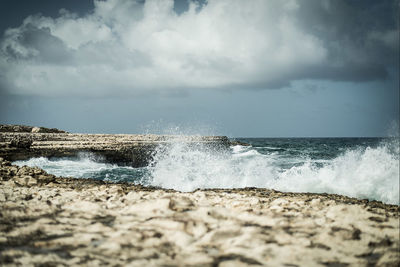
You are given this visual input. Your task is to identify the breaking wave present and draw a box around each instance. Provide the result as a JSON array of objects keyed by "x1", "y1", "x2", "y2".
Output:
[
  {"x1": 146, "y1": 139, "x2": 399, "y2": 204},
  {"x1": 14, "y1": 139, "x2": 399, "y2": 205}
]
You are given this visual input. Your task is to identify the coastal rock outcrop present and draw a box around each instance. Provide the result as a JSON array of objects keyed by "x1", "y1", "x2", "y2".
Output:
[
  {"x1": 0, "y1": 124, "x2": 68, "y2": 133},
  {"x1": 0, "y1": 159, "x2": 398, "y2": 266},
  {"x1": 0, "y1": 124, "x2": 230, "y2": 167}
]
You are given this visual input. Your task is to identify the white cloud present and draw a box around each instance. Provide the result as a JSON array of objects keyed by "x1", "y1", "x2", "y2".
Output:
[{"x1": 0, "y1": 0, "x2": 396, "y2": 96}]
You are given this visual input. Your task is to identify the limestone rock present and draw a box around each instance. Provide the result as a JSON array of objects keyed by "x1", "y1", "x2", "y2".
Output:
[
  {"x1": 10, "y1": 136, "x2": 32, "y2": 148},
  {"x1": 31, "y1": 127, "x2": 41, "y2": 133},
  {"x1": 0, "y1": 127, "x2": 230, "y2": 167},
  {"x1": 0, "y1": 163, "x2": 398, "y2": 266},
  {"x1": 0, "y1": 124, "x2": 67, "y2": 133},
  {"x1": 13, "y1": 175, "x2": 37, "y2": 186}
]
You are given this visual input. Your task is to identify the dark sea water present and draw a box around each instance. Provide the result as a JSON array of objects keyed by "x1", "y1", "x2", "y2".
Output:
[{"x1": 15, "y1": 137, "x2": 399, "y2": 204}]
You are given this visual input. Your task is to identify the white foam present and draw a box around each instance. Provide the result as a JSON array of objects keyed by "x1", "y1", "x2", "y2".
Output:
[
  {"x1": 273, "y1": 142, "x2": 399, "y2": 204},
  {"x1": 147, "y1": 140, "x2": 399, "y2": 204},
  {"x1": 14, "y1": 153, "x2": 117, "y2": 178},
  {"x1": 13, "y1": 139, "x2": 399, "y2": 205}
]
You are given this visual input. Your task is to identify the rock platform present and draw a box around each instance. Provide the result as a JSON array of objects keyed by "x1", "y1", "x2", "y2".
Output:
[
  {"x1": 0, "y1": 158, "x2": 399, "y2": 266},
  {"x1": 0, "y1": 124, "x2": 230, "y2": 167}
]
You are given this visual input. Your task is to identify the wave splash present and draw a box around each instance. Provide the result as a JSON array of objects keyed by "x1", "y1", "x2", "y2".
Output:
[
  {"x1": 13, "y1": 153, "x2": 141, "y2": 182},
  {"x1": 14, "y1": 139, "x2": 399, "y2": 205},
  {"x1": 146, "y1": 139, "x2": 399, "y2": 205}
]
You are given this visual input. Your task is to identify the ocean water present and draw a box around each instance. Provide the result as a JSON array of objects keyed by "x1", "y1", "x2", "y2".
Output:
[{"x1": 14, "y1": 137, "x2": 399, "y2": 205}]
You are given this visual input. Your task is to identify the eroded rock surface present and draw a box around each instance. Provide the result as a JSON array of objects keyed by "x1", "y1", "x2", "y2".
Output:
[
  {"x1": 0, "y1": 124, "x2": 67, "y2": 133},
  {"x1": 0, "y1": 158, "x2": 398, "y2": 266},
  {"x1": 0, "y1": 124, "x2": 230, "y2": 167}
]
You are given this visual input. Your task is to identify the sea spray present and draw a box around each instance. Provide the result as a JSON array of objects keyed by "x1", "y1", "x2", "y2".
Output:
[
  {"x1": 14, "y1": 138, "x2": 400, "y2": 204},
  {"x1": 145, "y1": 141, "x2": 275, "y2": 191},
  {"x1": 272, "y1": 140, "x2": 399, "y2": 204},
  {"x1": 146, "y1": 137, "x2": 399, "y2": 204}
]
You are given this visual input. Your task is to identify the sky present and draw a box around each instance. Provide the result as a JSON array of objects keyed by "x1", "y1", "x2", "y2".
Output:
[{"x1": 0, "y1": 0, "x2": 398, "y2": 137}]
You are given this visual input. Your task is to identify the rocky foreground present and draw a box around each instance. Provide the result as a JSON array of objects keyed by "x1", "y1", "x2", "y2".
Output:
[{"x1": 0, "y1": 158, "x2": 399, "y2": 266}]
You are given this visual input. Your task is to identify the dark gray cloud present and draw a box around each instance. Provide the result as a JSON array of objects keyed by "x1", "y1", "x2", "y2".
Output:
[
  {"x1": 296, "y1": 0, "x2": 399, "y2": 79},
  {"x1": 0, "y1": 0, "x2": 398, "y2": 97},
  {"x1": 3, "y1": 23, "x2": 70, "y2": 63},
  {"x1": 0, "y1": 0, "x2": 94, "y2": 33}
]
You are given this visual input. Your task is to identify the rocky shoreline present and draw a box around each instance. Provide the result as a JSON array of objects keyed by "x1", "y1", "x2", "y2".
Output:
[
  {"x1": 0, "y1": 157, "x2": 399, "y2": 266},
  {"x1": 0, "y1": 125, "x2": 399, "y2": 266},
  {"x1": 0, "y1": 124, "x2": 230, "y2": 167}
]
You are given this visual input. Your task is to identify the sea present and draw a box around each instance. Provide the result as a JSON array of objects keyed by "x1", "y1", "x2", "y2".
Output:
[{"x1": 14, "y1": 137, "x2": 399, "y2": 205}]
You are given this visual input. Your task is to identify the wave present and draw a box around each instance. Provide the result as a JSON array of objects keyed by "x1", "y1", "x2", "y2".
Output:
[
  {"x1": 15, "y1": 153, "x2": 111, "y2": 177},
  {"x1": 13, "y1": 153, "x2": 141, "y2": 182},
  {"x1": 147, "y1": 139, "x2": 399, "y2": 205},
  {"x1": 14, "y1": 139, "x2": 399, "y2": 205}
]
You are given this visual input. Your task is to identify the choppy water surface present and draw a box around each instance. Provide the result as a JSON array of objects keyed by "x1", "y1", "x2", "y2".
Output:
[{"x1": 15, "y1": 137, "x2": 399, "y2": 204}]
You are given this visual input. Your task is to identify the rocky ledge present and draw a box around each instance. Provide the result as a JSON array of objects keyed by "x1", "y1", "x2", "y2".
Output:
[
  {"x1": 0, "y1": 124, "x2": 68, "y2": 134},
  {"x1": 0, "y1": 158, "x2": 398, "y2": 266},
  {"x1": 0, "y1": 124, "x2": 230, "y2": 167}
]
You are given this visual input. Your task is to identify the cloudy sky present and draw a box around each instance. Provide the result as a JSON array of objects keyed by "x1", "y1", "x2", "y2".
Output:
[{"x1": 0, "y1": 0, "x2": 398, "y2": 137}]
